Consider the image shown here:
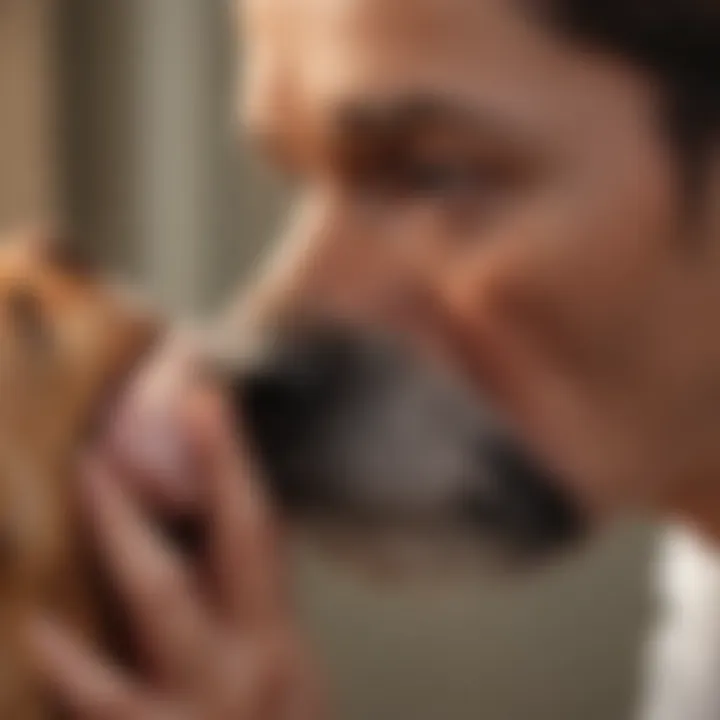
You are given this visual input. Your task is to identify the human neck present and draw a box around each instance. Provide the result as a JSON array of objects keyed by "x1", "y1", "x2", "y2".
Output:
[{"x1": 668, "y1": 470, "x2": 720, "y2": 547}]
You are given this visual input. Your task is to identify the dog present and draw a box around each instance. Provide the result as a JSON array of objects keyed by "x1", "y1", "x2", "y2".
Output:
[{"x1": 0, "y1": 233, "x2": 158, "y2": 719}]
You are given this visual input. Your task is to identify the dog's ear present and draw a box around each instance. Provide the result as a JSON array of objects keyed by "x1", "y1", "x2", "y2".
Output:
[
  {"x1": 24, "y1": 230, "x2": 96, "y2": 275},
  {"x1": 43, "y1": 233, "x2": 96, "y2": 274}
]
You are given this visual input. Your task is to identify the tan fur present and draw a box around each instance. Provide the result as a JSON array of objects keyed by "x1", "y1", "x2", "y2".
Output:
[{"x1": 0, "y1": 233, "x2": 158, "y2": 719}]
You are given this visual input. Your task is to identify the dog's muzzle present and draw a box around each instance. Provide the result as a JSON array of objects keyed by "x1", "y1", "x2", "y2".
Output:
[{"x1": 231, "y1": 325, "x2": 586, "y2": 572}]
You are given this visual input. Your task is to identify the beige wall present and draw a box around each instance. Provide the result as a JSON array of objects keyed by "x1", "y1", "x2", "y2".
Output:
[{"x1": 0, "y1": 0, "x2": 55, "y2": 227}]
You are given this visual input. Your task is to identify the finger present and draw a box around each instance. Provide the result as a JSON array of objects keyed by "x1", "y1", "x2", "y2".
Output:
[
  {"x1": 184, "y1": 389, "x2": 285, "y2": 625},
  {"x1": 80, "y1": 456, "x2": 210, "y2": 683},
  {"x1": 102, "y1": 336, "x2": 200, "y2": 513},
  {"x1": 25, "y1": 615, "x2": 143, "y2": 719}
]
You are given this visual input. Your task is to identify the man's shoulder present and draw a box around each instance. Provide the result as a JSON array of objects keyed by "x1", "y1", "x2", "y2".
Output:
[{"x1": 657, "y1": 527, "x2": 720, "y2": 612}]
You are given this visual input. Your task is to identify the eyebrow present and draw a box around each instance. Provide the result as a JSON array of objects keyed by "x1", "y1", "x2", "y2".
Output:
[
  {"x1": 245, "y1": 92, "x2": 533, "y2": 171},
  {"x1": 333, "y1": 93, "x2": 523, "y2": 146}
]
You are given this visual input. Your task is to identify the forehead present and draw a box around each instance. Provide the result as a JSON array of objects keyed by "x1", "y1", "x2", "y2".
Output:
[
  {"x1": 243, "y1": 0, "x2": 551, "y2": 108},
  {"x1": 240, "y1": 0, "x2": 652, "y2": 140}
]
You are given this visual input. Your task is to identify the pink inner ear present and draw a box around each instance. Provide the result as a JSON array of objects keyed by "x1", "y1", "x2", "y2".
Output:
[
  {"x1": 35, "y1": 232, "x2": 96, "y2": 274},
  {"x1": 6, "y1": 285, "x2": 48, "y2": 351}
]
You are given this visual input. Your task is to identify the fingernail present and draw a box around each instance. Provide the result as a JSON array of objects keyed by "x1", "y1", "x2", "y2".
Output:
[
  {"x1": 113, "y1": 412, "x2": 201, "y2": 511},
  {"x1": 111, "y1": 394, "x2": 186, "y2": 473}
]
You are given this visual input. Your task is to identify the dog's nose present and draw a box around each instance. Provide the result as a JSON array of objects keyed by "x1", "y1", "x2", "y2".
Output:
[
  {"x1": 232, "y1": 328, "x2": 357, "y2": 511},
  {"x1": 242, "y1": 353, "x2": 325, "y2": 445},
  {"x1": 238, "y1": 359, "x2": 319, "y2": 509},
  {"x1": 240, "y1": 328, "x2": 356, "y2": 424}
]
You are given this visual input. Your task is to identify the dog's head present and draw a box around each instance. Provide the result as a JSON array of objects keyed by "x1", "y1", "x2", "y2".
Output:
[
  {"x1": 0, "y1": 234, "x2": 158, "y2": 586},
  {"x1": 230, "y1": 0, "x2": 720, "y2": 572},
  {"x1": 0, "y1": 235, "x2": 158, "y2": 446}
]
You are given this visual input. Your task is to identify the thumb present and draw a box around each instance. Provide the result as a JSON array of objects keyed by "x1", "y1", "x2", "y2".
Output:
[{"x1": 99, "y1": 332, "x2": 206, "y2": 513}]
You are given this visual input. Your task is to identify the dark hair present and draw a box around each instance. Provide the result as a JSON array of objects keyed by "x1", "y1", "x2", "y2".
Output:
[{"x1": 536, "y1": 1, "x2": 719, "y2": 188}]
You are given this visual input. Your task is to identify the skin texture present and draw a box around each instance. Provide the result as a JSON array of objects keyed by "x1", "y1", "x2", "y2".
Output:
[{"x1": 23, "y1": 0, "x2": 720, "y2": 717}]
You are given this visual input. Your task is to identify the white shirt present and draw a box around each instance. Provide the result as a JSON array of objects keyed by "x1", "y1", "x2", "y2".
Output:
[{"x1": 640, "y1": 528, "x2": 720, "y2": 720}]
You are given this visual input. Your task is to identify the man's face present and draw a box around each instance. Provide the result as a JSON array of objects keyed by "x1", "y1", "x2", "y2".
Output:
[{"x1": 235, "y1": 0, "x2": 720, "y2": 562}]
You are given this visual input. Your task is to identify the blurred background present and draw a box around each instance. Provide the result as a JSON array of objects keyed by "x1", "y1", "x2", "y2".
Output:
[{"x1": 1, "y1": 2, "x2": 658, "y2": 718}]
